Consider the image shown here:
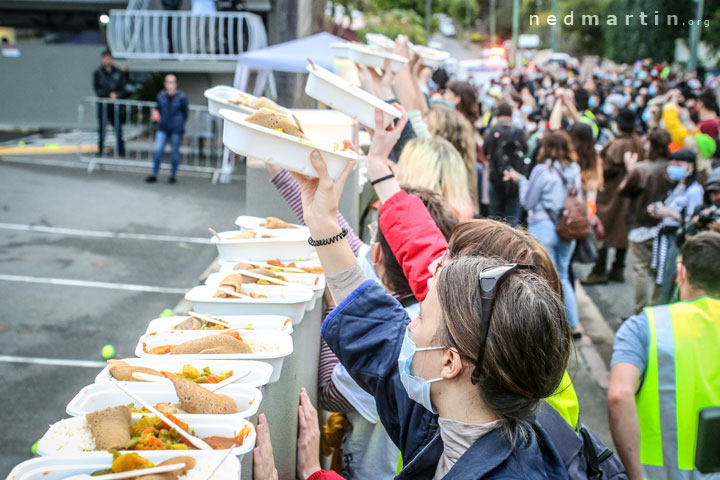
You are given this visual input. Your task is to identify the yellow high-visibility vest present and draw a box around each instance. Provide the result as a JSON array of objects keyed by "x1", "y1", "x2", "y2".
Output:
[{"x1": 636, "y1": 296, "x2": 720, "y2": 479}]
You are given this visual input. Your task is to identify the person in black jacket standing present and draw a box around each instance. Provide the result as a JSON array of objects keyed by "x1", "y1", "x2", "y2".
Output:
[
  {"x1": 93, "y1": 50, "x2": 127, "y2": 157},
  {"x1": 146, "y1": 74, "x2": 188, "y2": 184}
]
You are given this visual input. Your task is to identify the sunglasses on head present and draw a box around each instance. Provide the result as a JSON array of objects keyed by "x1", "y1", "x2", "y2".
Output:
[{"x1": 470, "y1": 263, "x2": 537, "y2": 385}]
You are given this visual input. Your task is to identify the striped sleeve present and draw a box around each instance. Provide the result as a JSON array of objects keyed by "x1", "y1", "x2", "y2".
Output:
[
  {"x1": 318, "y1": 339, "x2": 356, "y2": 413},
  {"x1": 270, "y1": 168, "x2": 365, "y2": 255}
]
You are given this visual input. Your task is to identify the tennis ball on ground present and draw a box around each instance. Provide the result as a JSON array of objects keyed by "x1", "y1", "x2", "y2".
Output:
[
  {"x1": 31, "y1": 439, "x2": 39, "y2": 455},
  {"x1": 101, "y1": 344, "x2": 115, "y2": 359},
  {"x1": 17, "y1": 141, "x2": 26, "y2": 147},
  {"x1": 159, "y1": 308, "x2": 174, "y2": 318}
]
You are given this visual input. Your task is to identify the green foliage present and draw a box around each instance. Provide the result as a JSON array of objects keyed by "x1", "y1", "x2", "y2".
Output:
[
  {"x1": 438, "y1": 0, "x2": 479, "y2": 26},
  {"x1": 359, "y1": 8, "x2": 428, "y2": 44},
  {"x1": 369, "y1": 0, "x2": 479, "y2": 29}
]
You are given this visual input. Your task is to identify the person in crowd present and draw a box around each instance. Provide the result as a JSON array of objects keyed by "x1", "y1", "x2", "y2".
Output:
[
  {"x1": 647, "y1": 149, "x2": 704, "y2": 304},
  {"x1": 687, "y1": 168, "x2": 720, "y2": 235},
  {"x1": 440, "y1": 80, "x2": 480, "y2": 127},
  {"x1": 266, "y1": 161, "x2": 459, "y2": 479},
  {"x1": 397, "y1": 137, "x2": 474, "y2": 221},
  {"x1": 607, "y1": 231, "x2": 720, "y2": 480},
  {"x1": 570, "y1": 121, "x2": 603, "y2": 206},
  {"x1": 504, "y1": 130, "x2": 583, "y2": 337},
  {"x1": 584, "y1": 108, "x2": 644, "y2": 285},
  {"x1": 93, "y1": 50, "x2": 127, "y2": 157},
  {"x1": 482, "y1": 102, "x2": 528, "y2": 226},
  {"x1": 619, "y1": 128, "x2": 674, "y2": 313},
  {"x1": 426, "y1": 105, "x2": 480, "y2": 216},
  {"x1": 574, "y1": 88, "x2": 599, "y2": 139},
  {"x1": 289, "y1": 150, "x2": 572, "y2": 479},
  {"x1": 696, "y1": 89, "x2": 719, "y2": 140},
  {"x1": 146, "y1": 74, "x2": 188, "y2": 184}
]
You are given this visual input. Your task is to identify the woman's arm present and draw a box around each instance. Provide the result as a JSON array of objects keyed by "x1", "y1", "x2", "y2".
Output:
[{"x1": 269, "y1": 167, "x2": 364, "y2": 255}]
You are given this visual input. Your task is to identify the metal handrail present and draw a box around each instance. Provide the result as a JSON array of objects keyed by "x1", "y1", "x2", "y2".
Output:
[{"x1": 107, "y1": 10, "x2": 267, "y2": 61}]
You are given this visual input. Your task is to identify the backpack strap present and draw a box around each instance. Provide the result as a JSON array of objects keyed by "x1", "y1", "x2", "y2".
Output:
[{"x1": 579, "y1": 426, "x2": 604, "y2": 478}]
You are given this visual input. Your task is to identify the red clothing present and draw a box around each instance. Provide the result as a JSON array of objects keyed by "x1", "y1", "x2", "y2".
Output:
[
  {"x1": 306, "y1": 470, "x2": 345, "y2": 480},
  {"x1": 378, "y1": 190, "x2": 448, "y2": 302},
  {"x1": 697, "y1": 117, "x2": 719, "y2": 140}
]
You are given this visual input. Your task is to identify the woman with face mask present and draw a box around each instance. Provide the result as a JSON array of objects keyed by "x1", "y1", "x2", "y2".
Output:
[
  {"x1": 647, "y1": 149, "x2": 704, "y2": 304},
  {"x1": 285, "y1": 108, "x2": 571, "y2": 479}
]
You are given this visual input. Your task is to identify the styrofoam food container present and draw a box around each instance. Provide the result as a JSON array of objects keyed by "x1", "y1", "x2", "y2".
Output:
[
  {"x1": 36, "y1": 415, "x2": 255, "y2": 458},
  {"x1": 219, "y1": 262, "x2": 325, "y2": 300},
  {"x1": 234, "y1": 215, "x2": 310, "y2": 238},
  {"x1": 66, "y1": 382, "x2": 262, "y2": 419},
  {"x1": 95, "y1": 357, "x2": 274, "y2": 388},
  {"x1": 411, "y1": 44, "x2": 451, "y2": 69},
  {"x1": 220, "y1": 108, "x2": 358, "y2": 179},
  {"x1": 135, "y1": 330, "x2": 293, "y2": 383},
  {"x1": 211, "y1": 229, "x2": 315, "y2": 262},
  {"x1": 145, "y1": 315, "x2": 294, "y2": 335},
  {"x1": 206, "y1": 271, "x2": 323, "y2": 312},
  {"x1": 204, "y1": 85, "x2": 290, "y2": 118},
  {"x1": 185, "y1": 284, "x2": 312, "y2": 325},
  {"x1": 305, "y1": 64, "x2": 401, "y2": 129},
  {"x1": 348, "y1": 43, "x2": 408, "y2": 72},
  {"x1": 218, "y1": 258, "x2": 323, "y2": 273},
  {"x1": 365, "y1": 33, "x2": 395, "y2": 50},
  {"x1": 6, "y1": 451, "x2": 240, "y2": 480},
  {"x1": 331, "y1": 42, "x2": 350, "y2": 59}
]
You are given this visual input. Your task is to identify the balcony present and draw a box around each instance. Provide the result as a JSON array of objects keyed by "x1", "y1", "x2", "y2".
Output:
[{"x1": 106, "y1": 10, "x2": 267, "y2": 71}]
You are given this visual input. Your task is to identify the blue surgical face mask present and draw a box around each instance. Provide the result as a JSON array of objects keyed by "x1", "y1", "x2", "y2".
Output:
[
  {"x1": 588, "y1": 96, "x2": 598, "y2": 108},
  {"x1": 398, "y1": 327, "x2": 446, "y2": 413},
  {"x1": 667, "y1": 165, "x2": 689, "y2": 181},
  {"x1": 648, "y1": 86, "x2": 657, "y2": 96},
  {"x1": 641, "y1": 109, "x2": 651, "y2": 124},
  {"x1": 602, "y1": 103, "x2": 615, "y2": 116},
  {"x1": 429, "y1": 98, "x2": 456, "y2": 110},
  {"x1": 638, "y1": 71, "x2": 647, "y2": 81}
]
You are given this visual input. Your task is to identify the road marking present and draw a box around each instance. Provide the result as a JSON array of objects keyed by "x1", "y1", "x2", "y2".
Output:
[
  {"x1": 0, "y1": 222, "x2": 212, "y2": 244},
  {"x1": 0, "y1": 274, "x2": 188, "y2": 294},
  {"x1": 0, "y1": 354, "x2": 106, "y2": 368}
]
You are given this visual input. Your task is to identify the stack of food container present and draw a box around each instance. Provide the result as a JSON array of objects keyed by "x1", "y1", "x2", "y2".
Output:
[{"x1": 7, "y1": 216, "x2": 323, "y2": 480}]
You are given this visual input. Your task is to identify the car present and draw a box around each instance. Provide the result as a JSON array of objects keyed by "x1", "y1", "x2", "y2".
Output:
[{"x1": 436, "y1": 13, "x2": 456, "y2": 37}]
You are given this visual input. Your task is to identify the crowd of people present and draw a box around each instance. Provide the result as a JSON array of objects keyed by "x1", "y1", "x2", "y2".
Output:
[{"x1": 240, "y1": 37, "x2": 720, "y2": 480}]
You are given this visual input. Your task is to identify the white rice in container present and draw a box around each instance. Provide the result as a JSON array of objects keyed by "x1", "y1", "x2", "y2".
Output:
[
  {"x1": 40, "y1": 417, "x2": 96, "y2": 454},
  {"x1": 180, "y1": 457, "x2": 237, "y2": 480},
  {"x1": 246, "y1": 339, "x2": 284, "y2": 354}
]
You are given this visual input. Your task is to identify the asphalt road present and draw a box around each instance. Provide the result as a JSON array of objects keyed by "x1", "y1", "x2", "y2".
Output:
[{"x1": 0, "y1": 160, "x2": 245, "y2": 475}]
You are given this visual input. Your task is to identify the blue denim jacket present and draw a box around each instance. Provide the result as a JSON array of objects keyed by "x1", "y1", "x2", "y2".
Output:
[{"x1": 322, "y1": 280, "x2": 569, "y2": 480}]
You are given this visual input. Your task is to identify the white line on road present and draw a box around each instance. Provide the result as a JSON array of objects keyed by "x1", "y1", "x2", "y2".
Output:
[
  {"x1": 0, "y1": 222, "x2": 213, "y2": 244},
  {"x1": 0, "y1": 274, "x2": 188, "y2": 294},
  {"x1": 0, "y1": 354, "x2": 106, "y2": 368}
]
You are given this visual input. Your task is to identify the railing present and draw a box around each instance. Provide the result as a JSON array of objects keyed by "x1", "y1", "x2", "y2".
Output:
[
  {"x1": 106, "y1": 10, "x2": 268, "y2": 60},
  {"x1": 77, "y1": 96, "x2": 229, "y2": 182}
]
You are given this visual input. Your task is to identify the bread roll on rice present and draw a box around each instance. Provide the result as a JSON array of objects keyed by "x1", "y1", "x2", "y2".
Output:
[
  {"x1": 170, "y1": 334, "x2": 252, "y2": 354},
  {"x1": 164, "y1": 372, "x2": 239, "y2": 414}
]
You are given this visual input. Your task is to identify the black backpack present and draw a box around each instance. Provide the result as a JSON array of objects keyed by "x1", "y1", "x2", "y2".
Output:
[
  {"x1": 536, "y1": 402, "x2": 628, "y2": 480},
  {"x1": 488, "y1": 125, "x2": 531, "y2": 196}
]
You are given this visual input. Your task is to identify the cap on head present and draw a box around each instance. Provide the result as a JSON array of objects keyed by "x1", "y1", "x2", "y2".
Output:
[{"x1": 495, "y1": 102, "x2": 513, "y2": 117}]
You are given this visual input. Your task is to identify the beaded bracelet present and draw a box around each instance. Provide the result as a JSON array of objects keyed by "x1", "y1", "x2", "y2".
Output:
[{"x1": 308, "y1": 228, "x2": 348, "y2": 247}]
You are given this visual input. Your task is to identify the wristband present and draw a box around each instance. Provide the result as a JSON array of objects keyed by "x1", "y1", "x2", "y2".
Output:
[
  {"x1": 370, "y1": 173, "x2": 395, "y2": 186},
  {"x1": 308, "y1": 228, "x2": 348, "y2": 247}
]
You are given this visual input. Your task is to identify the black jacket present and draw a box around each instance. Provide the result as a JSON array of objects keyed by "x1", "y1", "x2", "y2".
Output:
[{"x1": 93, "y1": 66, "x2": 127, "y2": 98}]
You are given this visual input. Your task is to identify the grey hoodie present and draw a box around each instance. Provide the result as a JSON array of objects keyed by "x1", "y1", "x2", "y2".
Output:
[{"x1": 519, "y1": 160, "x2": 582, "y2": 223}]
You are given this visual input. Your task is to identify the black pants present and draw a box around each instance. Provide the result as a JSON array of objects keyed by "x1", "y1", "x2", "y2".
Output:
[
  {"x1": 97, "y1": 103, "x2": 125, "y2": 156},
  {"x1": 591, "y1": 247, "x2": 627, "y2": 274}
]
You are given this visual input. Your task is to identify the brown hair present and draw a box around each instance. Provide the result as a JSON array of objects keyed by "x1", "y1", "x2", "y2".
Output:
[
  {"x1": 648, "y1": 128, "x2": 671, "y2": 161},
  {"x1": 570, "y1": 122, "x2": 603, "y2": 192},
  {"x1": 681, "y1": 231, "x2": 720, "y2": 295},
  {"x1": 447, "y1": 81, "x2": 480, "y2": 125},
  {"x1": 446, "y1": 219, "x2": 563, "y2": 299},
  {"x1": 537, "y1": 130, "x2": 577, "y2": 165},
  {"x1": 376, "y1": 186, "x2": 459, "y2": 296},
  {"x1": 435, "y1": 256, "x2": 571, "y2": 429}
]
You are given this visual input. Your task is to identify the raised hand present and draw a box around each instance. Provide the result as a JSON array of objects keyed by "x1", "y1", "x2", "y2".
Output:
[
  {"x1": 253, "y1": 413, "x2": 278, "y2": 480},
  {"x1": 296, "y1": 387, "x2": 322, "y2": 480},
  {"x1": 288, "y1": 150, "x2": 356, "y2": 238},
  {"x1": 366, "y1": 105, "x2": 408, "y2": 178}
]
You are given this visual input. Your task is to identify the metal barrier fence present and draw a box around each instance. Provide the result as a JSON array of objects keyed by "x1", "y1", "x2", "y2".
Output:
[
  {"x1": 107, "y1": 10, "x2": 267, "y2": 61},
  {"x1": 77, "y1": 96, "x2": 228, "y2": 182}
]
